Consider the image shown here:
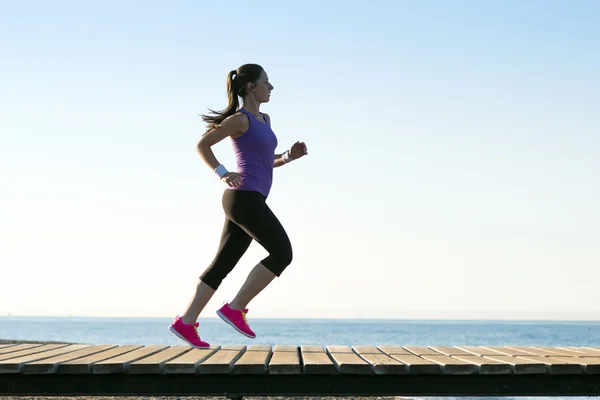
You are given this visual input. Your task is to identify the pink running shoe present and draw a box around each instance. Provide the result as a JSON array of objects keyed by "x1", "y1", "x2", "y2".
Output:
[
  {"x1": 168, "y1": 315, "x2": 210, "y2": 349},
  {"x1": 216, "y1": 303, "x2": 256, "y2": 339}
]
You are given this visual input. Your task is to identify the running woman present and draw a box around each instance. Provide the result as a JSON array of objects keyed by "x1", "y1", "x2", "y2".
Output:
[{"x1": 169, "y1": 64, "x2": 308, "y2": 348}]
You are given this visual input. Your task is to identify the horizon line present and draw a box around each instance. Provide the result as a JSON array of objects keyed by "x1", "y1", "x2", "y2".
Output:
[{"x1": 2, "y1": 314, "x2": 600, "y2": 323}]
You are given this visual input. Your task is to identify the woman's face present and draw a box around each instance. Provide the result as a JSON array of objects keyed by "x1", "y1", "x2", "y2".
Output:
[{"x1": 250, "y1": 70, "x2": 273, "y2": 103}]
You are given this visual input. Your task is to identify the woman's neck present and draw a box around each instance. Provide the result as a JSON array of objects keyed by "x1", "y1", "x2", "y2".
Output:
[{"x1": 241, "y1": 98, "x2": 260, "y2": 116}]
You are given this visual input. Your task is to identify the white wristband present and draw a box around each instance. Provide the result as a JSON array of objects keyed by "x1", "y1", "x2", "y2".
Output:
[
  {"x1": 282, "y1": 151, "x2": 293, "y2": 164},
  {"x1": 214, "y1": 164, "x2": 228, "y2": 178}
]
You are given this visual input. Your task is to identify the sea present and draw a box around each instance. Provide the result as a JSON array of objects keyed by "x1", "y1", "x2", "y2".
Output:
[{"x1": 2, "y1": 316, "x2": 600, "y2": 400}]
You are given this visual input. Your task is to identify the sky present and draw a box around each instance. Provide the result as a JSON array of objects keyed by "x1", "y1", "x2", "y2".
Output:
[{"x1": 1, "y1": 0, "x2": 599, "y2": 320}]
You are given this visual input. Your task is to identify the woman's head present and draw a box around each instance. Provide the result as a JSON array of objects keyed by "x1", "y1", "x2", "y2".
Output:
[{"x1": 201, "y1": 64, "x2": 273, "y2": 129}]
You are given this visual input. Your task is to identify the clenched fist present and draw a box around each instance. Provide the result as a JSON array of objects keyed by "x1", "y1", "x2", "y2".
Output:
[{"x1": 221, "y1": 172, "x2": 243, "y2": 188}]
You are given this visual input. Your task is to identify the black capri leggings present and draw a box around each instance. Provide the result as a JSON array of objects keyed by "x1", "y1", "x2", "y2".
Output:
[{"x1": 200, "y1": 189, "x2": 293, "y2": 290}]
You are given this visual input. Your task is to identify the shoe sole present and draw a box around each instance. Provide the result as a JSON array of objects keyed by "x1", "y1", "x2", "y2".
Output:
[
  {"x1": 168, "y1": 325, "x2": 210, "y2": 349},
  {"x1": 216, "y1": 310, "x2": 256, "y2": 339}
]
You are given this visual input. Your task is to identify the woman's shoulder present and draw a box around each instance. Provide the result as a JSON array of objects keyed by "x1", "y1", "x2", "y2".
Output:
[
  {"x1": 223, "y1": 111, "x2": 250, "y2": 126},
  {"x1": 217, "y1": 112, "x2": 250, "y2": 140}
]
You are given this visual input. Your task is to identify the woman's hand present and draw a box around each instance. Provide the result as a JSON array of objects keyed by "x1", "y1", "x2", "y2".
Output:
[
  {"x1": 290, "y1": 141, "x2": 308, "y2": 160},
  {"x1": 221, "y1": 172, "x2": 243, "y2": 188}
]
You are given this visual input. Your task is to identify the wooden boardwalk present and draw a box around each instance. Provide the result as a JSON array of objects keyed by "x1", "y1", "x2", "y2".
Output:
[{"x1": 2, "y1": 343, "x2": 600, "y2": 396}]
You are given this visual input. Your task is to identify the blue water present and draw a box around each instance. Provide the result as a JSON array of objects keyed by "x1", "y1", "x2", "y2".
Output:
[
  {"x1": 2, "y1": 317, "x2": 600, "y2": 347},
  {"x1": 2, "y1": 317, "x2": 600, "y2": 399}
]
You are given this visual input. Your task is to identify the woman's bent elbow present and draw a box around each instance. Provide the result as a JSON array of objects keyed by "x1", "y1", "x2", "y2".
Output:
[{"x1": 196, "y1": 140, "x2": 209, "y2": 155}]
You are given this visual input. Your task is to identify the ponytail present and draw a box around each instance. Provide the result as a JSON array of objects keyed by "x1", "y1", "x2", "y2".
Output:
[
  {"x1": 200, "y1": 64, "x2": 264, "y2": 133},
  {"x1": 201, "y1": 70, "x2": 239, "y2": 133}
]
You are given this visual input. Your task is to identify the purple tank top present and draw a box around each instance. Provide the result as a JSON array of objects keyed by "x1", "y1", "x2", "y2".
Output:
[{"x1": 231, "y1": 109, "x2": 278, "y2": 197}]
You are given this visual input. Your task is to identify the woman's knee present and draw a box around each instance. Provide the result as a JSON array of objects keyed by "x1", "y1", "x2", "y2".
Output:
[
  {"x1": 263, "y1": 244, "x2": 293, "y2": 275},
  {"x1": 199, "y1": 268, "x2": 224, "y2": 290},
  {"x1": 277, "y1": 237, "x2": 293, "y2": 268},
  {"x1": 281, "y1": 246, "x2": 293, "y2": 267},
  {"x1": 200, "y1": 257, "x2": 237, "y2": 290}
]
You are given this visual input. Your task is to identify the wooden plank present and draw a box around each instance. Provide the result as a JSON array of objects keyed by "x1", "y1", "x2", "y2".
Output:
[
  {"x1": 0, "y1": 345, "x2": 91, "y2": 373},
  {"x1": 300, "y1": 346, "x2": 336, "y2": 374},
  {"x1": 326, "y1": 346, "x2": 371, "y2": 374},
  {"x1": 506, "y1": 346, "x2": 574, "y2": 357},
  {"x1": 300, "y1": 345, "x2": 325, "y2": 353},
  {"x1": 0, "y1": 344, "x2": 69, "y2": 362},
  {"x1": 0, "y1": 344, "x2": 43, "y2": 356},
  {"x1": 326, "y1": 345, "x2": 353, "y2": 353},
  {"x1": 327, "y1": 352, "x2": 372, "y2": 374},
  {"x1": 429, "y1": 346, "x2": 477, "y2": 356},
  {"x1": 528, "y1": 346, "x2": 589, "y2": 357},
  {"x1": 377, "y1": 346, "x2": 414, "y2": 356},
  {"x1": 273, "y1": 345, "x2": 297, "y2": 352},
  {"x1": 454, "y1": 346, "x2": 507, "y2": 356},
  {"x1": 197, "y1": 345, "x2": 246, "y2": 374},
  {"x1": 515, "y1": 355, "x2": 583, "y2": 374},
  {"x1": 483, "y1": 355, "x2": 547, "y2": 374},
  {"x1": 559, "y1": 346, "x2": 600, "y2": 356},
  {"x1": 353, "y1": 346, "x2": 383, "y2": 354},
  {"x1": 57, "y1": 345, "x2": 143, "y2": 374},
  {"x1": 582, "y1": 347, "x2": 600, "y2": 355},
  {"x1": 246, "y1": 345, "x2": 272, "y2": 352},
  {"x1": 421, "y1": 355, "x2": 478, "y2": 375},
  {"x1": 482, "y1": 346, "x2": 537, "y2": 356},
  {"x1": 301, "y1": 352, "x2": 336, "y2": 374},
  {"x1": 0, "y1": 344, "x2": 18, "y2": 351},
  {"x1": 352, "y1": 347, "x2": 407, "y2": 375},
  {"x1": 232, "y1": 346, "x2": 271, "y2": 374},
  {"x1": 451, "y1": 355, "x2": 512, "y2": 374},
  {"x1": 22, "y1": 345, "x2": 118, "y2": 374},
  {"x1": 382, "y1": 353, "x2": 440, "y2": 374},
  {"x1": 163, "y1": 346, "x2": 221, "y2": 374},
  {"x1": 92, "y1": 345, "x2": 168, "y2": 374},
  {"x1": 404, "y1": 346, "x2": 442, "y2": 356},
  {"x1": 269, "y1": 350, "x2": 301, "y2": 374},
  {"x1": 129, "y1": 346, "x2": 192, "y2": 374}
]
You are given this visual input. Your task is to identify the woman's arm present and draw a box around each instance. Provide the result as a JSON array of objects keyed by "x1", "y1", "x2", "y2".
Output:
[
  {"x1": 274, "y1": 141, "x2": 308, "y2": 168},
  {"x1": 197, "y1": 113, "x2": 248, "y2": 187},
  {"x1": 274, "y1": 152, "x2": 288, "y2": 168},
  {"x1": 197, "y1": 113, "x2": 248, "y2": 171}
]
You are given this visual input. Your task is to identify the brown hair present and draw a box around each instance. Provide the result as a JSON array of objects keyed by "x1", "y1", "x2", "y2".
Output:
[{"x1": 201, "y1": 63, "x2": 264, "y2": 132}]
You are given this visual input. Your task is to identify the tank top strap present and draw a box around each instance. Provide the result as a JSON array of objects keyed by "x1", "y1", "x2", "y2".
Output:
[
  {"x1": 261, "y1": 112, "x2": 270, "y2": 126},
  {"x1": 237, "y1": 108, "x2": 252, "y2": 123},
  {"x1": 238, "y1": 108, "x2": 268, "y2": 125}
]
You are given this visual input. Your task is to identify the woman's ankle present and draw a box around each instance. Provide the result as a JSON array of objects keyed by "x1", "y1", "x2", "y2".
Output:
[
  {"x1": 228, "y1": 301, "x2": 245, "y2": 310},
  {"x1": 181, "y1": 314, "x2": 196, "y2": 325}
]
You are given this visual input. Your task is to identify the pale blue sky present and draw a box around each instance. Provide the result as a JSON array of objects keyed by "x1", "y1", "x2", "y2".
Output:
[{"x1": 1, "y1": 0, "x2": 599, "y2": 320}]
